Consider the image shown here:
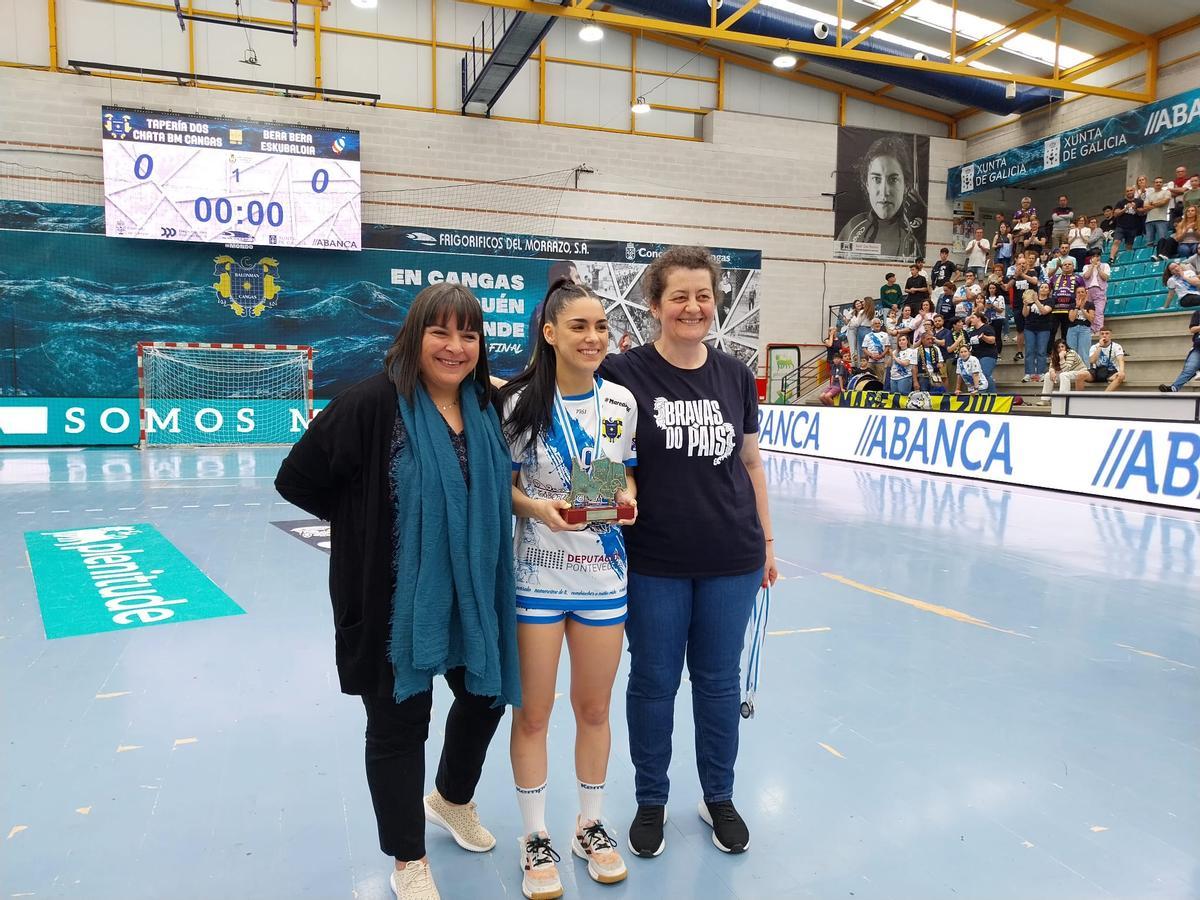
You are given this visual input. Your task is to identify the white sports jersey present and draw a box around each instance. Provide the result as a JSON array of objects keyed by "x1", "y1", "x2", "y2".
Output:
[{"x1": 508, "y1": 378, "x2": 638, "y2": 611}]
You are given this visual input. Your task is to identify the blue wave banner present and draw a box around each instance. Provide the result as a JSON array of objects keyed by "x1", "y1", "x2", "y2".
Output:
[
  {"x1": 948, "y1": 87, "x2": 1200, "y2": 199},
  {"x1": 0, "y1": 202, "x2": 760, "y2": 446}
]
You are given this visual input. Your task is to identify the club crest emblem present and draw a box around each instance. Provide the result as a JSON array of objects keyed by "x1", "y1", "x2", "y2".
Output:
[
  {"x1": 103, "y1": 112, "x2": 132, "y2": 138},
  {"x1": 212, "y1": 255, "x2": 282, "y2": 317},
  {"x1": 602, "y1": 417, "x2": 623, "y2": 440}
]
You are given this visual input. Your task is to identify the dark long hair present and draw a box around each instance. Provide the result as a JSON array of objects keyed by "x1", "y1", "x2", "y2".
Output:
[
  {"x1": 499, "y1": 278, "x2": 603, "y2": 453},
  {"x1": 383, "y1": 282, "x2": 493, "y2": 409},
  {"x1": 855, "y1": 133, "x2": 926, "y2": 240}
]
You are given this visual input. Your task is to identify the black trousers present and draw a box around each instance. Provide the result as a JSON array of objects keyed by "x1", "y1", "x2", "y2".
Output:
[
  {"x1": 1051, "y1": 314, "x2": 1072, "y2": 345},
  {"x1": 362, "y1": 667, "x2": 505, "y2": 861}
]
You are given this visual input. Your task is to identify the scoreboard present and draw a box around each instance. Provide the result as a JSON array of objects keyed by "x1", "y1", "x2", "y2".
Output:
[{"x1": 101, "y1": 106, "x2": 361, "y2": 251}]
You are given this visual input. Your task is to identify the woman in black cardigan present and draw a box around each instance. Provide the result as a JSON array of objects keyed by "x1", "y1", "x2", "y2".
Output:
[{"x1": 275, "y1": 283, "x2": 520, "y2": 900}]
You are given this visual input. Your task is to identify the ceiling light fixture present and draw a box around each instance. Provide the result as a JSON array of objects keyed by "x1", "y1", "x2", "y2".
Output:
[
  {"x1": 772, "y1": 54, "x2": 798, "y2": 69},
  {"x1": 579, "y1": 24, "x2": 604, "y2": 42},
  {"x1": 631, "y1": 96, "x2": 651, "y2": 115}
]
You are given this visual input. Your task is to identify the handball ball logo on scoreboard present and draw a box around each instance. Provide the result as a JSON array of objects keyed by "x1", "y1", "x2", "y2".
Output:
[{"x1": 100, "y1": 106, "x2": 362, "y2": 253}]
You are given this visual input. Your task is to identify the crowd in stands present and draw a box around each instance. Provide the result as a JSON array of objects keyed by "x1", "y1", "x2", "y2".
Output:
[{"x1": 823, "y1": 164, "x2": 1200, "y2": 406}]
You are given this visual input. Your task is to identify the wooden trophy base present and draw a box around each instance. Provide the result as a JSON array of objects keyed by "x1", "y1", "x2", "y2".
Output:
[{"x1": 562, "y1": 504, "x2": 635, "y2": 525}]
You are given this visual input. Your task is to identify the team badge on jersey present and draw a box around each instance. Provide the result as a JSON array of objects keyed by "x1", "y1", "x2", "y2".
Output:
[{"x1": 602, "y1": 417, "x2": 623, "y2": 439}]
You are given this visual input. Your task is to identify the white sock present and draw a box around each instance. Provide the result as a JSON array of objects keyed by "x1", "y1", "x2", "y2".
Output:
[
  {"x1": 578, "y1": 780, "x2": 605, "y2": 824},
  {"x1": 516, "y1": 782, "x2": 547, "y2": 836}
]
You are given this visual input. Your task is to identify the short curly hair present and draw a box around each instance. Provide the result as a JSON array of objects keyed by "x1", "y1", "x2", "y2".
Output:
[{"x1": 642, "y1": 245, "x2": 722, "y2": 308}]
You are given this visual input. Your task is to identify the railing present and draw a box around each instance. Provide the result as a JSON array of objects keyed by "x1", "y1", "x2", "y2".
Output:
[
  {"x1": 461, "y1": 6, "x2": 512, "y2": 112},
  {"x1": 762, "y1": 343, "x2": 828, "y2": 405}
]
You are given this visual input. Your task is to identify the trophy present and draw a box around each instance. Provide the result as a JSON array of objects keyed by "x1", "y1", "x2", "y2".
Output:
[{"x1": 562, "y1": 457, "x2": 634, "y2": 525}]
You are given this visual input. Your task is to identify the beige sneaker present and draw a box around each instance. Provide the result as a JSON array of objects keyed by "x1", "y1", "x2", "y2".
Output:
[
  {"x1": 572, "y1": 818, "x2": 628, "y2": 884},
  {"x1": 423, "y1": 789, "x2": 496, "y2": 852},
  {"x1": 390, "y1": 860, "x2": 441, "y2": 900},
  {"x1": 520, "y1": 832, "x2": 564, "y2": 900}
]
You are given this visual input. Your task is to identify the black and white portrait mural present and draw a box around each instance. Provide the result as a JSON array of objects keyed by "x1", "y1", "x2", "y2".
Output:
[{"x1": 833, "y1": 127, "x2": 929, "y2": 262}]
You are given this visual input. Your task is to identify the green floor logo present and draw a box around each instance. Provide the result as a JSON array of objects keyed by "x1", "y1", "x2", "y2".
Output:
[{"x1": 25, "y1": 524, "x2": 244, "y2": 639}]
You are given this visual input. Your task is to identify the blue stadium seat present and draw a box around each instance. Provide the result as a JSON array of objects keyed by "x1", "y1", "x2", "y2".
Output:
[
  {"x1": 1146, "y1": 258, "x2": 1167, "y2": 277},
  {"x1": 1133, "y1": 247, "x2": 1154, "y2": 262},
  {"x1": 1124, "y1": 295, "x2": 1151, "y2": 314},
  {"x1": 1139, "y1": 276, "x2": 1163, "y2": 296},
  {"x1": 1133, "y1": 235, "x2": 1146, "y2": 248},
  {"x1": 1129, "y1": 261, "x2": 1149, "y2": 278}
]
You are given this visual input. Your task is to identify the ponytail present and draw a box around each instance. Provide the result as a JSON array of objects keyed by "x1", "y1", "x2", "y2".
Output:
[{"x1": 499, "y1": 278, "x2": 601, "y2": 454}]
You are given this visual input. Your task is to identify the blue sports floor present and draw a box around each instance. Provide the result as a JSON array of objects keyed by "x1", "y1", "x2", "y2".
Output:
[{"x1": 2, "y1": 447, "x2": 1198, "y2": 899}]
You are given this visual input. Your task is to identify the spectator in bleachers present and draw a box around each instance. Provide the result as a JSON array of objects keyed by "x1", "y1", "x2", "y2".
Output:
[
  {"x1": 935, "y1": 281, "x2": 957, "y2": 326},
  {"x1": 1067, "y1": 216, "x2": 1092, "y2": 269},
  {"x1": 931, "y1": 313, "x2": 952, "y2": 364},
  {"x1": 955, "y1": 344, "x2": 988, "y2": 394},
  {"x1": 988, "y1": 261, "x2": 1007, "y2": 290},
  {"x1": 1145, "y1": 176, "x2": 1175, "y2": 256},
  {"x1": 1167, "y1": 205, "x2": 1199, "y2": 261},
  {"x1": 879, "y1": 273, "x2": 902, "y2": 308},
  {"x1": 1045, "y1": 242, "x2": 1072, "y2": 278},
  {"x1": 1049, "y1": 258, "x2": 1085, "y2": 343},
  {"x1": 913, "y1": 298, "x2": 937, "y2": 343},
  {"x1": 823, "y1": 325, "x2": 845, "y2": 369},
  {"x1": 915, "y1": 331, "x2": 945, "y2": 393},
  {"x1": 889, "y1": 334, "x2": 916, "y2": 395},
  {"x1": 1022, "y1": 285, "x2": 1054, "y2": 383},
  {"x1": 1158, "y1": 306, "x2": 1200, "y2": 393},
  {"x1": 819, "y1": 352, "x2": 847, "y2": 406},
  {"x1": 1161, "y1": 261, "x2": 1200, "y2": 311},
  {"x1": 993, "y1": 222, "x2": 1013, "y2": 269},
  {"x1": 894, "y1": 303, "x2": 917, "y2": 347},
  {"x1": 1134, "y1": 174, "x2": 1149, "y2": 199},
  {"x1": 1072, "y1": 329, "x2": 1127, "y2": 392},
  {"x1": 1013, "y1": 196, "x2": 1037, "y2": 227},
  {"x1": 1086, "y1": 217, "x2": 1106, "y2": 258},
  {"x1": 964, "y1": 311, "x2": 998, "y2": 393},
  {"x1": 984, "y1": 281, "x2": 1008, "y2": 347},
  {"x1": 964, "y1": 227, "x2": 991, "y2": 278},
  {"x1": 1037, "y1": 338, "x2": 1088, "y2": 405},
  {"x1": 930, "y1": 247, "x2": 957, "y2": 289},
  {"x1": 1181, "y1": 175, "x2": 1200, "y2": 213},
  {"x1": 904, "y1": 259, "x2": 931, "y2": 308},
  {"x1": 1005, "y1": 252, "x2": 1041, "y2": 364},
  {"x1": 1110, "y1": 187, "x2": 1144, "y2": 264},
  {"x1": 1023, "y1": 217, "x2": 1046, "y2": 257},
  {"x1": 861, "y1": 318, "x2": 891, "y2": 383},
  {"x1": 946, "y1": 318, "x2": 965, "y2": 386},
  {"x1": 1050, "y1": 195, "x2": 1074, "y2": 248},
  {"x1": 1170, "y1": 165, "x2": 1191, "y2": 223},
  {"x1": 844, "y1": 297, "x2": 873, "y2": 367},
  {"x1": 1099, "y1": 206, "x2": 1116, "y2": 241},
  {"x1": 1082, "y1": 248, "x2": 1111, "y2": 332},
  {"x1": 954, "y1": 270, "x2": 981, "y2": 303},
  {"x1": 1067, "y1": 285, "x2": 1095, "y2": 362}
]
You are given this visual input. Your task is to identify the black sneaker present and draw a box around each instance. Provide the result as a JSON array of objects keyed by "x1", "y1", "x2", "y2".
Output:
[
  {"x1": 627, "y1": 805, "x2": 666, "y2": 858},
  {"x1": 1159, "y1": 384, "x2": 1174, "y2": 392},
  {"x1": 1014, "y1": 352, "x2": 1024, "y2": 362},
  {"x1": 698, "y1": 800, "x2": 749, "y2": 854}
]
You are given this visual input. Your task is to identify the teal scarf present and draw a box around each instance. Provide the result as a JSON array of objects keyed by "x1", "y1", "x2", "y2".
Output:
[{"x1": 390, "y1": 379, "x2": 520, "y2": 708}]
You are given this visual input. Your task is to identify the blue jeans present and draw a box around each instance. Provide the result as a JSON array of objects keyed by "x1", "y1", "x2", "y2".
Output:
[
  {"x1": 1067, "y1": 324, "x2": 1092, "y2": 364},
  {"x1": 1146, "y1": 220, "x2": 1170, "y2": 247},
  {"x1": 1179, "y1": 242, "x2": 1198, "y2": 258},
  {"x1": 625, "y1": 569, "x2": 761, "y2": 805},
  {"x1": 1024, "y1": 329, "x2": 1050, "y2": 376},
  {"x1": 846, "y1": 326, "x2": 863, "y2": 364},
  {"x1": 978, "y1": 355, "x2": 997, "y2": 393},
  {"x1": 892, "y1": 374, "x2": 913, "y2": 394},
  {"x1": 1170, "y1": 348, "x2": 1200, "y2": 390}
]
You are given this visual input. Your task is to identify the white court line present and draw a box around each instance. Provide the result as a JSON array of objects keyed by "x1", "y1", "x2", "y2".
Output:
[
  {"x1": 17, "y1": 511, "x2": 35, "y2": 515},
  {"x1": 117, "y1": 507, "x2": 136, "y2": 511},
  {"x1": 213, "y1": 503, "x2": 230, "y2": 508},
  {"x1": 84, "y1": 508, "x2": 103, "y2": 512},
  {"x1": 182, "y1": 504, "x2": 200, "y2": 509},
  {"x1": 150, "y1": 506, "x2": 168, "y2": 510},
  {"x1": 243, "y1": 502, "x2": 261, "y2": 507}
]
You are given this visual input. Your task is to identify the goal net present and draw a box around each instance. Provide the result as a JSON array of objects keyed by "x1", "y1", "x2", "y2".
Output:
[{"x1": 137, "y1": 342, "x2": 313, "y2": 447}]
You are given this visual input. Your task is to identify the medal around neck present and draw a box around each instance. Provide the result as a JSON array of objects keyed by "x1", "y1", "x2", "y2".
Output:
[{"x1": 563, "y1": 456, "x2": 633, "y2": 525}]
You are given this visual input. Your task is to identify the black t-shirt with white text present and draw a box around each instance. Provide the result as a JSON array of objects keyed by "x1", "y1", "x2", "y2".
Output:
[
  {"x1": 904, "y1": 274, "x2": 930, "y2": 300},
  {"x1": 1114, "y1": 197, "x2": 1144, "y2": 230},
  {"x1": 931, "y1": 260, "x2": 957, "y2": 287},
  {"x1": 598, "y1": 344, "x2": 764, "y2": 578},
  {"x1": 967, "y1": 322, "x2": 998, "y2": 358}
]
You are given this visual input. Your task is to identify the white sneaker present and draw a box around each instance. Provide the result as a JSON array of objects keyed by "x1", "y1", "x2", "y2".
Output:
[
  {"x1": 520, "y1": 833, "x2": 563, "y2": 900},
  {"x1": 391, "y1": 860, "x2": 441, "y2": 900},
  {"x1": 572, "y1": 818, "x2": 628, "y2": 884},
  {"x1": 424, "y1": 790, "x2": 495, "y2": 852},
  {"x1": 1021, "y1": 374, "x2": 1031, "y2": 383}
]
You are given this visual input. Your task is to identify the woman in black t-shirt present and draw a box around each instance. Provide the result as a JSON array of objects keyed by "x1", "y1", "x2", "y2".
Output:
[{"x1": 597, "y1": 246, "x2": 776, "y2": 861}]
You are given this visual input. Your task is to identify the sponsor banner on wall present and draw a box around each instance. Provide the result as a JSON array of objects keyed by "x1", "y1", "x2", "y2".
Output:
[
  {"x1": 0, "y1": 398, "x2": 332, "y2": 447},
  {"x1": 756, "y1": 404, "x2": 1200, "y2": 510},
  {"x1": 0, "y1": 202, "x2": 762, "y2": 446},
  {"x1": 838, "y1": 391, "x2": 1014, "y2": 414},
  {"x1": 949, "y1": 87, "x2": 1200, "y2": 199},
  {"x1": 25, "y1": 523, "x2": 244, "y2": 639},
  {"x1": 833, "y1": 127, "x2": 929, "y2": 261}
]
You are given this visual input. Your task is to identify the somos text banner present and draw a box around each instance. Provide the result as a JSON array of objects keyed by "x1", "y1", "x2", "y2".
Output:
[
  {"x1": 949, "y1": 87, "x2": 1200, "y2": 200},
  {"x1": 755, "y1": 404, "x2": 1200, "y2": 511},
  {"x1": 0, "y1": 202, "x2": 761, "y2": 446},
  {"x1": 833, "y1": 127, "x2": 929, "y2": 262}
]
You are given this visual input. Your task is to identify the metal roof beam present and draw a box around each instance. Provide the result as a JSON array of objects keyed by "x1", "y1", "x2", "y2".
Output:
[
  {"x1": 717, "y1": 0, "x2": 761, "y2": 32},
  {"x1": 455, "y1": 0, "x2": 1151, "y2": 103},
  {"x1": 956, "y1": 8, "x2": 1056, "y2": 63},
  {"x1": 1013, "y1": 0, "x2": 1151, "y2": 46},
  {"x1": 844, "y1": 0, "x2": 923, "y2": 51}
]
